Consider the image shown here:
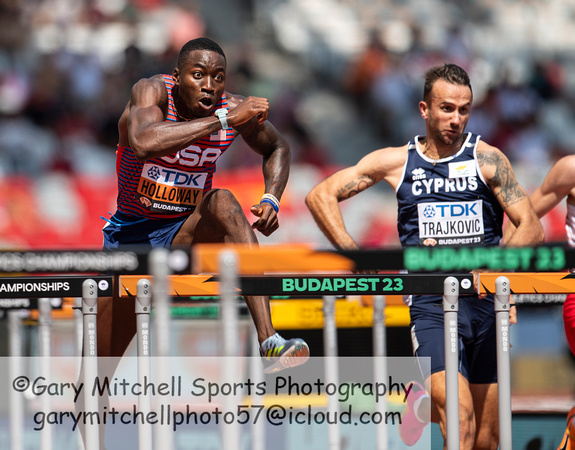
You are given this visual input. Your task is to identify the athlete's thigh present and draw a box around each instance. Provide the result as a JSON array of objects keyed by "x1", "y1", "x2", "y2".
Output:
[
  {"x1": 173, "y1": 188, "x2": 251, "y2": 246},
  {"x1": 173, "y1": 191, "x2": 225, "y2": 245}
]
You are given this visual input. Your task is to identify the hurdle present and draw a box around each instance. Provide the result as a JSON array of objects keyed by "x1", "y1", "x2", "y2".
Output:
[
  {"x1": 1, "y1": 245, "x2": 573, "y2": 449},
  {"x1": 0, "y1": 273, "x2": 113, "y2": 450},
  {"x1": 116, "y1": 273, "x2": 514, "y2": 448},
  {"x1": 120, "y1": 248, "x2": 480, "y2": 450}
]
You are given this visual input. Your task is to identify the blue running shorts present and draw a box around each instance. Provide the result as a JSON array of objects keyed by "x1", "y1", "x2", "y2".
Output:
[
  {"x1": 102, "y1": 211, "x2": 189, "y2": 250},
  {"x1": 409, "y1": 293, "x2": 497, "y2": 384}
]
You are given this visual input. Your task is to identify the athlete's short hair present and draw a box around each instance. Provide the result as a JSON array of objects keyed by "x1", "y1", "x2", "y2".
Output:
[
  {"x1": 423, "y1": 64, "x2": 472, "y2": 103},
  {"x1": 178, "y1": 38, "x2": 226, "y2": 68}
]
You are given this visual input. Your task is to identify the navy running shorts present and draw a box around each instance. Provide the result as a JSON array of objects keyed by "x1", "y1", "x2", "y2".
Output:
[
  {"x1": 409, "y1": 293, "x2": 497, "y2": 384},
  {"x1": 102, "y1": 211, "x2": 189, "y2": 250}
]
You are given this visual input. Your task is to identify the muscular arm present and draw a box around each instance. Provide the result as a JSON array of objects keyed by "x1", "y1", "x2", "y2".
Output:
[
  {"x1": 477, "y1": 143, "x2": 544, "y2": 246},
  {"x1": 305, "y1": 147, "x2": 405, "y2": 250},
  {"x1": 529, "y1": 155, "x2": 575, "y2": 217},
  {"x1": 127, "y1": 77, "x2": 223, "y2": 160},
  {"x1": 231, "y1": 94, "x2": 290, "y2": 236},
  {"x1": 126, "y1": 77, "x2": 272, "y2": 161},
  {"x1": 238, "y1": 117, "x2": 290, "y2": 199}
]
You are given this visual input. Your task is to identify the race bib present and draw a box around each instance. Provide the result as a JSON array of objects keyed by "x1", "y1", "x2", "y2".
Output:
[
  {"x1": 136, "y1": 164, "x2": 207, "y2": 214},
  {"x1": 417, "y1": 200, "x2": 484, "y2": 246}
]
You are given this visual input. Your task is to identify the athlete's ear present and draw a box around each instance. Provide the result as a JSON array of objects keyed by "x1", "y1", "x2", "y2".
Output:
[
  {"x1": 419, "y1": 100, "x2": 429, "y2": 119},
  {"x1": 172, "y1": 68, "x2": 180, "y2": 85}
]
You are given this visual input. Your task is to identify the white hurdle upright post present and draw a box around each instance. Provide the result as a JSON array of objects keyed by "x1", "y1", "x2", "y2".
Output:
[
  {"x1": 219, "y1": 249, "x2": 241, "y2": 450},
  {"x1": 372, "y1": 295, "x2": 388, "y2": 449},
  {"x1": 9, "y1": 310, "x2": 25, "y2": 450},
  {"x1": 322, "y1": 295, "x2": 340, "y2": 450},
  {"x1": 494, "y1": 276, "x2": 512, "y2": 450},
  {"x1": 38, "y1": 298, "x2": 53, "y2": 450},
  {"x1": 82, "y1": 279, "x2": 100, "y2": 450},
  {"x1": 135, "y1": 279, "x2": 152, "y2": 450},
  {"x1": 443, "y1": 276, "x2": 460, "y2": 450},
  {"x1": 250, "y1": 330, "x2": 265, "y2": 450},
  {"x1": 73, "y1": 297, "x2": 85, "y2": 450},
  {"x1": 150, "y1": 248, "x2": 173, "y2": 450}
]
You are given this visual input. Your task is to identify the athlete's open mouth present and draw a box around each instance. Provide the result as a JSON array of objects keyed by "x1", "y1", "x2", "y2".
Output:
[{"x1": 199, "y1": 97, "x2": 214, "y2": 108}]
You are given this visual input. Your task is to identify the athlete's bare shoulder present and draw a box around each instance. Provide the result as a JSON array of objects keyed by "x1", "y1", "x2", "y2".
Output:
[
  {"x1": 541, "y1": 154, "x2": 575, "y2": 199},
  {"x1": 130, "y1": 74, "x2": 169, "y2": 108},
  {"x1": 476, "y1": 139, "x2": 527, "y2": 207},
  {"x1": 224, "y1": 92, "x2": 244, "y2": 109},
  {"x1": 358, "y1": 145, "x2": 408, "y2": 188},
  {"x1": 475, "y1": 140, "x2": 510, "y2": 177},
  {"x1": 554, "y1": 154, "x2": 575, "y2": 178}
]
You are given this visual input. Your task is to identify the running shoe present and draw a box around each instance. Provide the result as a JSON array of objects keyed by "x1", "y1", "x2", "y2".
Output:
[
  {"x1": 398, "y1": 381, "x2": 431, "y2": 446},
  {"x1": 557, "y1": 406, "x2": 575, "y2": 450},
  {"x1": 259, "y1": 333, "x2": 310, "y2": 374}
]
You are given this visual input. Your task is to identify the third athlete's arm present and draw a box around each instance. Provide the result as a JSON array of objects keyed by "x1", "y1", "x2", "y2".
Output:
[
  {"x1": 530, "y1": 155, "x2": 575, "y2": 217},
  {"x1": 478, "y1": 144, "x2": 544, "y2": 247}
]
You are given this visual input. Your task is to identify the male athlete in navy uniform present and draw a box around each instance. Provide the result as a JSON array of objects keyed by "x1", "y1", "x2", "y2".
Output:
[
  {"x1": 306, "y1": 64, "x2": 543, "y2": 448},
  {"x1": 101, "y1": 37, "x2": 309, "y2": 373}
]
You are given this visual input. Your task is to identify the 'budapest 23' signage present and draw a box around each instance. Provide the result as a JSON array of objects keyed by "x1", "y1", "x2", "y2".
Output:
[{"x1": 238, "y1": 274, "x2": 474, "y2": 296}]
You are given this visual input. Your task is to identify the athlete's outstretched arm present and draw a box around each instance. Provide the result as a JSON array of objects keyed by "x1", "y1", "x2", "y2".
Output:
[{"x1": 478, "y1": 143, "x2": 544, "y2": 247}]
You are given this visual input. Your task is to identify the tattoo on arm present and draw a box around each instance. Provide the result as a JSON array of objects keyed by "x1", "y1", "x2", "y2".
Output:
[
  {"x1": 478, "y1": 151, "x2": 526, "y2": 207},
  {"x1": 336, "y1": 175, "x2": 376, "y2": 200}
]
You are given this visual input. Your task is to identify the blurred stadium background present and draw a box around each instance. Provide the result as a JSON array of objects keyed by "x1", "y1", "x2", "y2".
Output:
[{"x1": 1, "y1": 0, "x2": 575, "y2": 447}]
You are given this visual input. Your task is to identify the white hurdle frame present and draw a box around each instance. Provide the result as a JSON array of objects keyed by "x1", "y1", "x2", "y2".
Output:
[
  {"x1": 494, "y1": 277, "x2": 512, "y2": 450},
  {"x1": 38, "y1": 298, "x2": 53, "y2": 450},
  {"x1": 150, "y1": 248, "x2": 174, "y2": 450},
  {"x1": 322, "y1": 295, "x2": 340, "y2": 449},
  {"x1": 8, "y1": 310, "x2": 26, "y2": 450},
  {"x1": 82, "y1": 279, "x2": 99, "y2": 450},
  {"x1": 443, "y1": 277, "x2": 460, "y2": 449},
  {"x1": 0, "y1": 248, "x2": 512, "y2": 450},
  {"x1": 135, "y1": 279, "x2": 152, "y2": 450},
  {"x1": 372, "y1": 295, "x2": 388, "y2": 449},
  {"x1": 219, "y1": 249, "x2": 241, "y2": 450},
  {"x1": 442, "y1": 275, "x2": 513, "y2": 449}
]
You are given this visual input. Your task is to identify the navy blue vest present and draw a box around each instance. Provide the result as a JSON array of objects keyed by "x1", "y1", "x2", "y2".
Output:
[{"x1": 396, "y1": 132, "x2": 503, "y2": 248}]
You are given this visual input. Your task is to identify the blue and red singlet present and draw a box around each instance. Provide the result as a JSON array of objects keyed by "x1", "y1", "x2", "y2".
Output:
[{"x1": 115, "y1": 75, "x2": 235, "y2": 220}]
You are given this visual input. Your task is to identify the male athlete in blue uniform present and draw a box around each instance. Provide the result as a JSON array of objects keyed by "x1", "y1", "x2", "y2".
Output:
[
  {"x1": 100, "y1": 37, "x2": 309, "y2": 373},
  {"x1": 306, "y1": 64, "x2": 543, "y2": 448}
]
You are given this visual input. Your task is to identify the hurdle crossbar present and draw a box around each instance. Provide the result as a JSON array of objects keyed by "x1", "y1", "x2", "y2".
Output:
[
  {"x1": 118, "y1": 274, "x2": 475, "y2": 297},
  {"x1": 118, "y1": 272, "x2": 575, "y2": 298},
  {"x1": 192, "y1": 244, "x2": 575, "y2": 273}
]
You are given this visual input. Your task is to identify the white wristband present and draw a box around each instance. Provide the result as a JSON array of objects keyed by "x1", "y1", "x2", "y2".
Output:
[{"x1": 214, "y1": 108, "x2": 229, "y2": 130}]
